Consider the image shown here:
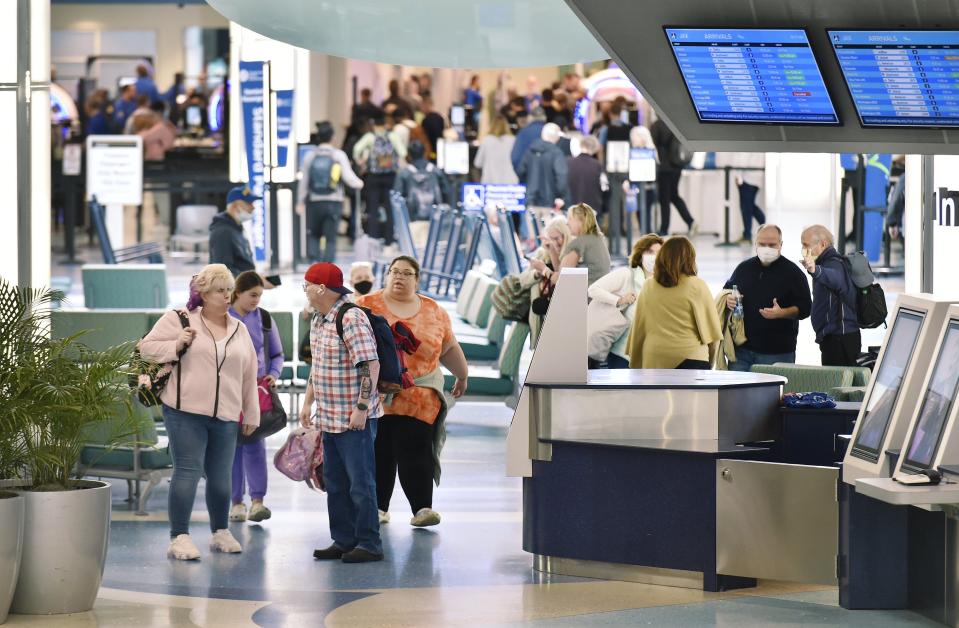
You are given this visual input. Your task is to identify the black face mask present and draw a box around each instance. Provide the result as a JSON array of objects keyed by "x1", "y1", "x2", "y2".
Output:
[{"x1": 353, "y1": 280, "x2": 374, "y2": 295}]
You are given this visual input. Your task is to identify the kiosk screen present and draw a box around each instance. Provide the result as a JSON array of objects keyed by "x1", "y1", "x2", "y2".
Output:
[
  {"x1": 851, "y1": 309, "x2": 924, "y2": 460},
  {"x1": 664, "y1": 27, "x2": 839, "y2": 124},
  {"x1": 829, "y1": 30, "x2": 959, "y2": 127},
  {"x1": 902, "y1": 321, "x2": 959, "y2": 471}
]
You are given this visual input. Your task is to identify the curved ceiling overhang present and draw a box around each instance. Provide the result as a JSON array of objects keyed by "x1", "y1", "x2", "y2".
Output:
[{"x1": 208, "y1": 0, "x2": 608, "y2": 68}]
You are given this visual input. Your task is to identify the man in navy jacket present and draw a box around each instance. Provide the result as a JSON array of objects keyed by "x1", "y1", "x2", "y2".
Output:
[{"x1": 800, "y1": 225, "x2": 860, "y2": 366}]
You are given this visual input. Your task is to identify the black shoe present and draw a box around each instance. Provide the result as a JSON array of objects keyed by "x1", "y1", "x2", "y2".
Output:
[
  {"x1": 341, "y1": 548, "x2": 384, "y2": 563},
  {"x1": 313, "y1": 544, "x2": 346, "y2": 560}
]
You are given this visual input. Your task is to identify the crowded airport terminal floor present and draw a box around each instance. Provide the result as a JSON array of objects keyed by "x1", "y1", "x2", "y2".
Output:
[{"x1": 6, "y1": 0, "x2": 959, "y2": 627}]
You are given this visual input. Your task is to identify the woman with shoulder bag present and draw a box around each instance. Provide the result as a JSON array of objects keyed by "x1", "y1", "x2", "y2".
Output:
[
  {"x1": 228, "y1": 271, "x2": 285, "y2": 524},
  {"x1": 587, "y1": 234, "x2": 663, "y2": 368},
  {"x1": 138, "y1": 264, "x2": 260, "y2": 560},
  {"x1": 526, "y1": 216, "x2": 572, "y2": 346}
]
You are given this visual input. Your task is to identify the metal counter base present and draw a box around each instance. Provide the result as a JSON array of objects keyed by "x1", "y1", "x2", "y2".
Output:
[{"x1": 534, "y1": 554, "x2": 704, "y2": 589}]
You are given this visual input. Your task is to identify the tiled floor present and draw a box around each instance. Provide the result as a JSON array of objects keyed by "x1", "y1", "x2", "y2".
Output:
[{"x1": 13, "y1": 231, "x2": 921, "y2": 627}]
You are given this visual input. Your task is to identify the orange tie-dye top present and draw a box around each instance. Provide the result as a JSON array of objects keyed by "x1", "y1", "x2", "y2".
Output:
[{"x1": 356, "y1": 291, "x2": 454, "y2": 424}]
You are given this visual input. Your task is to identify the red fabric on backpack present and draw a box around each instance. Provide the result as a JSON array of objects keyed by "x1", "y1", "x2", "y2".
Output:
[{"x1": 392, "y1": 321, "x2": 420, "y2": 389}]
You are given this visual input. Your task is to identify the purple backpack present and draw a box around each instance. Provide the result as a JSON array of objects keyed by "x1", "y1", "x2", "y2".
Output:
[{"x1": 273, "y1": 428, "x2": 325, "y2": 490}]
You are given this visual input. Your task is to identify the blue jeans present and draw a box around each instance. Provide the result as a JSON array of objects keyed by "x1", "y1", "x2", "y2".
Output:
[
  {"x1": 162, "y1": 405, "x2": 239, "y2": 538},
  {"x1": 323, "y1": 419, "x2": 382, "y2": 555},
  {"x1": 728, "y1": 347, "x2": 796, "y2": 372}
]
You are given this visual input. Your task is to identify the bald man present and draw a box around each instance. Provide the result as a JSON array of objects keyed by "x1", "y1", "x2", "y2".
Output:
[
  {"x1": 800, "y1": 225, "x2": 861, "y2": 366},
  {"x1": 723, "y1": 224, "x2": 811, "y2": 371}
]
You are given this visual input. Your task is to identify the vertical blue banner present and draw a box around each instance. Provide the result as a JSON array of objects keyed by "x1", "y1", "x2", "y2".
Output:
[
  {"x1": 239, "y1": 61, "x2": 267, "y2": 263},
  {"x1": 275, "y1": 89, "x2": 294, "y2": 169}
]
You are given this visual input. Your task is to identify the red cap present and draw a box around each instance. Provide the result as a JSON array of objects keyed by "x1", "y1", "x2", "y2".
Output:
[{"x1": 304, "y1": 263, "x2": 352, "y2": 295}]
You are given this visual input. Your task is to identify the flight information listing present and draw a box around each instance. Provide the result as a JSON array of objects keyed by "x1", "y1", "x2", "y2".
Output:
[
  {"x1": 830, "y1": 30, "x2": 959, "y2": 127},
  {"x1": 665, "y1": 28, "x2": 839, "y2": 124}
]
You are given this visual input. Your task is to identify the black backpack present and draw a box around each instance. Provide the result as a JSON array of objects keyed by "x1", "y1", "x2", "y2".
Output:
[
  {"x1": 844, "y1": 251, "x2": 888, "y2": 329},
  {"x1": 335, "y1": 303, "x2": 405, "y2": 394},
  {"x1": 668, "y1": 136, "x2": 694, "y2": 169},
  {"x1": 129, "y1": 310, "x2": 190, "y2": 407},
  {"x1": 405, "y1": 163, "x2": 441, "y2": 220},
  {"x1": 308, "y1": 149, "x2": 337, "y2": 195}
]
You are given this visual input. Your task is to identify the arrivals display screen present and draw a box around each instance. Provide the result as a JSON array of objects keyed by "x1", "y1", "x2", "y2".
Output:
[
  {"x1": 829, "y1": 30, "x2": 959, "y2": 127},
  {"x1": 902, "y1": 321, "x2": 959, "y2": 472},
  {"x1": 851, "y1": 309, "x2": 924, "y2": 461},
  {"x1": 664, "y1": 27, "x2": 839, "y2": 124}
]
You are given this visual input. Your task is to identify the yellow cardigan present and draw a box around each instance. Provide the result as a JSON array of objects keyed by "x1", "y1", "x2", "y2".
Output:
[{"x1": 628, "y1": 275, "x2": 722, "y2": 369}]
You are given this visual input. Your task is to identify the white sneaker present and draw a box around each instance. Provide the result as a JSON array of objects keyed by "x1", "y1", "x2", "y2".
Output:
[
  {"x1": 168, "y1": 534, "x2": 201, "y2": 561},
  {"x1": 210, "y1": 529, "x2": 243, "y2": 553},
  {"x1": 688, "y1": 221, "x2": 700, "y2": 237},
  {"x1": 378, "y1": 509, "x2": 390, "y2": 524},
  {"x1": 229, "y1": 503, "x2": 247, "y2": 522},
  {"x1": 248, "y1": 503, "x2": 272, "y2": 522},
  {"x1": 410, "y1": 508, "x2": 441, "y2": 528}
]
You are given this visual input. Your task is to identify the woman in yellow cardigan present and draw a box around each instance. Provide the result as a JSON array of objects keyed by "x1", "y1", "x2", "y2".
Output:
[{"x1": 628, "y1": 236, "x2": 722, "y2": 369}]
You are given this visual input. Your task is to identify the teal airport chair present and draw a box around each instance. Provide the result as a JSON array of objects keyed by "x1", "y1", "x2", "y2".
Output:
[
  {"x1": 750, "y1": 364, "x2": 855, "y2": 395},
  {"x1": 446, "y1": 322, "x2": 530, "y2": 396},
  {"x1": 460, "y1": 311, "x2": 508, "y2": 361},
  {"x1": 82, "y1": 264, "x2": 169, "y2": 309}
]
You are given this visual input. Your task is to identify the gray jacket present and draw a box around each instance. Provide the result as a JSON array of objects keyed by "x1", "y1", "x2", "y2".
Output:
[{"x1": 297, "y1": 144, "x2": 363, "y2": 203}]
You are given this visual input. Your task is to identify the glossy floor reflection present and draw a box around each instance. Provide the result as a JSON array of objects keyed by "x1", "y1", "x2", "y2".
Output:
[{"x1": 6, "y1": 401, "x2": 938, "y2": 627}]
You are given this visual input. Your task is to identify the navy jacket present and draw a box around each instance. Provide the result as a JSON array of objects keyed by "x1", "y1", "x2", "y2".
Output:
[
  {"x1": 510, "y1": 120, "x2": 545, "y2": 173},
  {"x1": 516, "y1": 139, "x2": 570, "y2": 208},
  {"x1": 209, "y1": 212, "x2": 255, "y2": 277},
  {"x1": 724, "y1": 256, "x2": 812, "y2": 354},
  {"x1": 809, "y1": 246, "x2": 859, "y2": 343}
]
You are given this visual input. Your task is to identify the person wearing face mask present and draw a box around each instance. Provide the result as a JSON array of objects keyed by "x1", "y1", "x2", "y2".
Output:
[
  {"x1": 209, "y1": 186, "x2": 260, "y2": 279},
  {"x1": 800, "y1": 224, "x2": 861, "y2": 367},
  {"x1": 587, "y1": 234, "x2": 664, "y2": 368},
  {"x1": 722, "y1": 224, "x2": 812, "y2": 371},
  {"x1": 349, "y1": 262, "x2": 376, "y2": 296}
]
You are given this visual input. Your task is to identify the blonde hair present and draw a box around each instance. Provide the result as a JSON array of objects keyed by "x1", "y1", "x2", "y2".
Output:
[
  {"x1": 194, "y1": 264, "x2": 235, "y2": 294},
  {"x1": 535, "y1": 216, "x2": 573, "y2": 262},
  {"x1": 568, "y1": 203, "x2": 602, "y2": 236},
  {"x1": 489, "y1": 114, "x2": 510, "y2": 137}
]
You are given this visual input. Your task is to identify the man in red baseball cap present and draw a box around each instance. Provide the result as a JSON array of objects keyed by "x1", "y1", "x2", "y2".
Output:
[{"x1": 299, "y1": 263, "x2": 384, "y2": 563}]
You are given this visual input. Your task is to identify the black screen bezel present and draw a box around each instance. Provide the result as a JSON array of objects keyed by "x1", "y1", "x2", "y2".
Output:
[
  {"x1": 826, "y1": 27, "x2": 959, "y2": 129},
  {"x1": 850, "y1": 308, "x2": 925, "y2": 462},
  {"x1": 663, "y1": 25, "x2": 842, "y2": 127}
]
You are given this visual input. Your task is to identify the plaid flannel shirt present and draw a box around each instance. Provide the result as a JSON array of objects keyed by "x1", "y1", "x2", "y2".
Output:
[{"x1": 310, "y1": 297, "x2": 383, "y2": 433}]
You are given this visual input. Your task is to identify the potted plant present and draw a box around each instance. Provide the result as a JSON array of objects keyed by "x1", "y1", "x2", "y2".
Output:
[
  {"x1": 0, "y1": 412, "x2": 26, "y2": 625},
  {"x1": 0, "y1": 279, "x2": 138, "y2": 616}
]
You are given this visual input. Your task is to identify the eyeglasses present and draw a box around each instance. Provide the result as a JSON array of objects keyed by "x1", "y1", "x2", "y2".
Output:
[{"x1": 388, "y1": 270, "x2": 417, "y2": 278}]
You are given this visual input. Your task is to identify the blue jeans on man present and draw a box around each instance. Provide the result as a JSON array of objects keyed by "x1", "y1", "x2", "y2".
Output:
[
  {"x1": 727, "y1": 346, "x2": 796, "y2": 372},
  {"x1": 323, "y1": 418, "x2": 382, "y2": 555},
  {"x1": 162, "y1": 406, "x2": 239, "y2": 537}
]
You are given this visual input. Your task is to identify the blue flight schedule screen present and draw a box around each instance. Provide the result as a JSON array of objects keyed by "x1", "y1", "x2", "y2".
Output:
[
  {"x1": 665, "y1": 28, "x2": 839, "y2": 124},
  {"x1": 830, "y1": 31, "x2": 959, "y2": 127}
]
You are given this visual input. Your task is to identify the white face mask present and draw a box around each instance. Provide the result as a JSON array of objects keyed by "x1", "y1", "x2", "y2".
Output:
[
  {"x1": 642, "y1": 254, "x2": 656, "y2": 274},
  {"x1": 239, "y1": 209, "x2": 254, "y2": 223},
  {"x1": 757, "y1": 246, "x2": 780, "y2": 265}
]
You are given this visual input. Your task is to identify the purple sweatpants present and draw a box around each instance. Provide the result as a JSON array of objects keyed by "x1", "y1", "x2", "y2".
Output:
[{"x1": 231, "y1": 439, "x2": 268, "y2": 503}]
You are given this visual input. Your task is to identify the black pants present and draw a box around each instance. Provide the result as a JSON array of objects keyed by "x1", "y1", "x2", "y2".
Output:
[
  {"x1": 306, "y1": 200, "x2": 341, "y2": 263},
  {"x1": 364, "y1": 173, "x2": 396, "y2": 245},
  {"x1": 374, "y1": 414, "x2": 434, "y2": 513},
  {"x1": 738, "y1": 182, "x2": 766, "y2": 240},
  {"x1": 676, "y1": 359, "x2": 710, "y2": 370},
  {"x1": 656, "y1": 170, "x2": 694, "y2": 235},
  {"x1": 820, "y1": 332, "x2": 862, "y2": 367}
]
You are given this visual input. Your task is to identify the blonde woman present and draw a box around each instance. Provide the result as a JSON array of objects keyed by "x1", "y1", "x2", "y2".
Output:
[
  {"x1": 560, "y1": 203, "x2": 612, "y2": 285},
  {"x1": 473, "y1": 114, "x2": 518, "y2": 185},
  {"x1": 139, "y1": 264, "x2": 260, "y2": 561},
  {"x1": 527, "y1": 216, "x2": 573, "y2": 346}
]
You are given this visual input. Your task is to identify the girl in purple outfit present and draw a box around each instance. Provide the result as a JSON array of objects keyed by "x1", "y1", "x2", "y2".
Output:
[{"x1": 228, "y1": 272, "x2": 284, "y2": 522}]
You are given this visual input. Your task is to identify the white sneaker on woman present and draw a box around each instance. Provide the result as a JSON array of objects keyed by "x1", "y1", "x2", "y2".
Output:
[
  {"x1": 378, "y1": 510, "x2": 390, "y2": 524},
  {"x1": 210, "y1": 529, "x2": 242, "y2": 553},
  {"x1": 168, "y1": 534, "x2": 201, "y2": 560},
  {"x1": 410, "y1": 508, "x2": 441, "y2": 527},
  {"x1": 229, "y1": 503, "x2": 247, "y2": 522}
]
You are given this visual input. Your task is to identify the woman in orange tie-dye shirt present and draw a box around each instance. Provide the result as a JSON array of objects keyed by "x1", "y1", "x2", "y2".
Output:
[{"x1": 356, "y1": 256, "x2": 469, "y2": 528}]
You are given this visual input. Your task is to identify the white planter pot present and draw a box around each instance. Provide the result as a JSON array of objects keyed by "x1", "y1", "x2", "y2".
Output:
[
  {"x1": 0, "y1": 492, "x2": 24, "y2": 624},
  {"x1": 4, "y1": 480, "x2": 111, "y2": 615}
]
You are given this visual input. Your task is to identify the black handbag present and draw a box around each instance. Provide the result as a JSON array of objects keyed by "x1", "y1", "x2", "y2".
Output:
[{"x1": 238, "y1": 309, "x2": 289, "y2": 444}]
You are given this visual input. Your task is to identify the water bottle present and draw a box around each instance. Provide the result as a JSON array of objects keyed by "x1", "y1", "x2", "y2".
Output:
[{"x1": 732, "y1": 285, "x2": 744, "y2": 320}]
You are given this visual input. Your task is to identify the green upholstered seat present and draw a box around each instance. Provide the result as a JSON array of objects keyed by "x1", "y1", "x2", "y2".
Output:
[
  {"x1": 82, "y1": 264, "x2": 169, "y2": 309},
  {"x1": 455, "y1": 271, "x2": 482, "y2": 319},
  {"x1": 464, "y1": 275, "x2": 498, "y2": 328},
  {"x1": 750, "y1": 364, "x2": 854, "y2": 394},
  {"x1": 461, "y1": 312, "x2": 507, "y2": 361},
  {"x1": 771, "y1": 363, "x2": 871, "y2": 387},
  {"x1": 446, "y1": 322, "x2": 529, "y2": 395},
  {"x1": 51, "y1": 310, "x2": 150, "y2": 353},
  {"x1": 830, "y1": 387, "x2": 867, "y2": 402}
]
